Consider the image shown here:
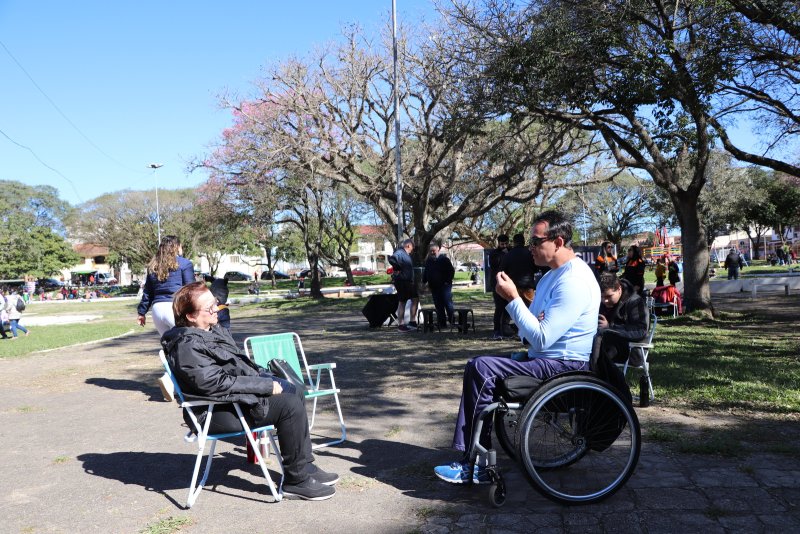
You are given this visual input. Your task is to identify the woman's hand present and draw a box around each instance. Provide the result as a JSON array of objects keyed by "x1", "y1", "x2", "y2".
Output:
[
  {"x1": 598, "y1": 315, "x2": 609, "y2": 329},
  {"x1": 137, "y1": 315, "x2": 146, "y2": 327}
]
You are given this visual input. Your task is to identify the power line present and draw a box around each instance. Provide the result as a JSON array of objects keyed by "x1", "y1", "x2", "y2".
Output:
[
  {"x1": 0, "y1": 39, "x2": 147, "y2": 176},
  {"x1": 0, "y1": 127, "x2": 84, "y2": 204}
]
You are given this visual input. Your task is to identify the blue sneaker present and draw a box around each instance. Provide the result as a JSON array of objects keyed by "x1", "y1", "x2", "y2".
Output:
[{"x1": 433, "y1": 462, "x2": 490, "y2": 485}]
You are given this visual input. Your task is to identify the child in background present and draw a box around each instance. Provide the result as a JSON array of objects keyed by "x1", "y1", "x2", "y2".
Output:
[{"x1": 654, "y1": 256, "x2": 667, "y2": 287}]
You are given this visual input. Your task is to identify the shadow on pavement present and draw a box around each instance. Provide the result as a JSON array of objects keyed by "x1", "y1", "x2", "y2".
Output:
[
  {"x1": 316, "y1": 438, "x2": 482, "y2": 504},
  {"x1": 85, "y1": 377, "x2": 164, "y2": 402},
  {"x1": 77, "y1": 449, "x2": 283, "y2": 509}
]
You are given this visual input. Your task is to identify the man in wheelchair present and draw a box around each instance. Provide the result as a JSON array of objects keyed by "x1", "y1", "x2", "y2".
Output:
[{"x1": 434, "y1": 211, "x2": 601, "y2": 484}]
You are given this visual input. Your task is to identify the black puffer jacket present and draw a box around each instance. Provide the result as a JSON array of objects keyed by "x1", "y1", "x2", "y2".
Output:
[
  {"x1": 599, "y1": 279, "x2": 649, "y2": 342},
  {"x1": 161, "y1": 325, "x2": 275, "y2": 415}
]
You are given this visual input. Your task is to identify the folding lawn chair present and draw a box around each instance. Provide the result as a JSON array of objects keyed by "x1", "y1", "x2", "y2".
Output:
[
  {"x1": 159, "y1": 350, "x2": 284, "y2": 507},
  {"x1": 244, "y1": 332, "x2": 346, "y2": 449}
]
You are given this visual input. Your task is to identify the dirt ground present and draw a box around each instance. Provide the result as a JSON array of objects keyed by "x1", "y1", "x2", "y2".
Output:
[{"x1": 0, "y1": 293, "x2": 798, "y2": 533}]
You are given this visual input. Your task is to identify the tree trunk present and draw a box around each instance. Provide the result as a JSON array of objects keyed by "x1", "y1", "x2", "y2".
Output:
[{"x1": 673, "y1": 193, "x2": 713, "y2": 315}]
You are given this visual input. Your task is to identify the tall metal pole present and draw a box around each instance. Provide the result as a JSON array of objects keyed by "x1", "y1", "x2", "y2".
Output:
[
  {"x1": 148, "y1": 163, "x2": 163, "y2": 243},
  {"x1": 392, "y1": 0, "x2": 403, "y2": 244}
]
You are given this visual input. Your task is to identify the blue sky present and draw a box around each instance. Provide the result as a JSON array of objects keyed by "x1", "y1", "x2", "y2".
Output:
[{"x1": 0, "y1": 0, "x2": 436, "y2": 206}]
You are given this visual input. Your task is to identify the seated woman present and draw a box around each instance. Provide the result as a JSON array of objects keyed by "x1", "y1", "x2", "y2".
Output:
[
  {"x1": 597, "y1": 274, "x2": 649, "y2": 366},
  {"x1": 161, "y1": 281, "x2": 337, "y2": 501}
]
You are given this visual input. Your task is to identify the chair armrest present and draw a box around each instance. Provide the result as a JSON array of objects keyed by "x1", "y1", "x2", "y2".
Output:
[
  {"x1": 307, "y1": 363, "x2": 336, "y2": 370},
  {"x1": 181, "y1": 400, "x2": 231, "y2": 408},
  {"x1": 628, "y1": 342, "x2": 654, "y2": 349}
]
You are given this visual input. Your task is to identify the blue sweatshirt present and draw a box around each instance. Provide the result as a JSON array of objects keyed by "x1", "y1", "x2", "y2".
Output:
[{"x1": 506, "y1": 257, "x2": 600, "y2": 362}]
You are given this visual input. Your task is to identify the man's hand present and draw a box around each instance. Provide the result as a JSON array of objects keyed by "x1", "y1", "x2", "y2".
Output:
[
  {"x1": 598, "y1": 314, "x2": 609, "y2": 329},
  {"x1": 272, "y1": 381, "x2": 283, "y2": 395},
  {"x1": 495, "y1": 271, "x2": 520, "y2": 301},
  {"x1": 137, "y1": 315, "x2": 146, "y2": 327}
]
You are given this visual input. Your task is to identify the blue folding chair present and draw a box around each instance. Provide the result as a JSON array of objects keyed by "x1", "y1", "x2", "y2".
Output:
[
  {"x1": 159, "y1": 350, "x2": 284, "y2": 507},
  {"x1": 244, "y1": 332, "x2": 346, "y2": 449}
]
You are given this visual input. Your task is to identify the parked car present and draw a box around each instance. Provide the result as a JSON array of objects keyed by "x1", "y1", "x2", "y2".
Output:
[
  {"x1": 260, "y1": 270, "x2": 290, "y2": 280},
  {"x1": 298, "y1": 267, "x2": 326, "y2": 279},
  {"x1": 37, "y1": 278, "x2": 65, "y2": 290},
  {"x1": 223, "y1": 271, "x2": 253, "y2": 281},
  {"x1": 94, "y1": 272, "x2": 117, "y2": 285},
  {"x1": 456, "y1": 261, "x2": 481, "y2": 272},
  {"x1": 351, "y1": 266, "x2": 376, "y2": 276}
]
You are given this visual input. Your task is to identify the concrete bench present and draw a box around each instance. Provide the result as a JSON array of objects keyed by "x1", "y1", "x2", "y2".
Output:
[{"x1": 742, "y1": 276, "x2": 800, "y2": 299}]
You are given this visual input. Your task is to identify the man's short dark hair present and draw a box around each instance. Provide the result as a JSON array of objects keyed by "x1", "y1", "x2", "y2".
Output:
[
  {"x1": 401, "y1": 239, "x2": 414, "y2": 249},
  {"x1": 497, "y1": 234, "x2": 509, "y2": 244},
  {"x1": 534, "y1": 211, "x2": 573, "y2": 246},
  {"x1": 512, "y1": 233, "x2": 525, "y2": 246},
  {"x1": 599, "y1": 273, "x2": 621, "y2": 292}
]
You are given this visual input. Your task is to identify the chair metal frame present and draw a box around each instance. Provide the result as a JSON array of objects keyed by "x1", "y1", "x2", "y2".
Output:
[
  {"x1": 648, "y1": 292, "x2": 679, "y2": 318},
  {"x1": 159, "y1": 350, "x2": 284, "y2": 507},
  {"x1": 244, "y1": 332, "x2": 346, "y2": 449},
  {"x1": 619, "y1": 313, "x2": 657, "y2": 403}
]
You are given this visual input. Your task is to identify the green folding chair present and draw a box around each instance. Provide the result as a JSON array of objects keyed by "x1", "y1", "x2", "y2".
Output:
[{"x1": 244, "y1": 332, "x2": 346, "y2": 449}]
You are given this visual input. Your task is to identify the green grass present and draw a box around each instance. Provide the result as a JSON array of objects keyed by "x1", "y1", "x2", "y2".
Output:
[
  {"x1": 0, "y1": 319, "x2": 134, "y2": 358},
  {"x1": 139, "y1": 516, "x2": 192, "y2": 534},
  {"x1": 650, "y1": 313, "x2": 800, "y2": 413}
]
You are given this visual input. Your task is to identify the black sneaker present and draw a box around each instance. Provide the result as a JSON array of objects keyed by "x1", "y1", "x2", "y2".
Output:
[
  {"x1": 408, "y1": 321, "x2": 418, "y2": 328},
  {"x1": 283, "y1": 477, "x2": 336, "y2": 501},
  {"x1": 306, "y1": 463, "x2": 340, "y2": 486}
]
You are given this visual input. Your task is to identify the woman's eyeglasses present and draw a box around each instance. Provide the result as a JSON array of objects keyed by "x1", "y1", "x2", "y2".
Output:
[{"x1": 200, "y1": 304, "x2": 218, "y2": 315}]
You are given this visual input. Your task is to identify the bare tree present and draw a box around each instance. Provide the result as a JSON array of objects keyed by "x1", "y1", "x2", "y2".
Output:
[{"x1": 208, "y1": 25, "x2": 594, "y2": 263}]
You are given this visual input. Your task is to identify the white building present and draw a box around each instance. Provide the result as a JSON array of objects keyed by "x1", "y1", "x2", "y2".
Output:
[{"x1": 711, "y1": 225, "x2": 799, "y2": 260}]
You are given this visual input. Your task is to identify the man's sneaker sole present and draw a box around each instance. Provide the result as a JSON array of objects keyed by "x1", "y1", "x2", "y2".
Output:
[{"x1": 282, "y1": 477, "x2": 336, "y2": 500}]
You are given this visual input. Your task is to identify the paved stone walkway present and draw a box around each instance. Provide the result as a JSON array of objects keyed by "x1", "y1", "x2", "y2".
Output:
[{"x1": 0, "y1": 296, "x2": 798, "y2": 533}]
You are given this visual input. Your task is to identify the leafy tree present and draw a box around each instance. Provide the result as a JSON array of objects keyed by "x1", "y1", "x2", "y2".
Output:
[
  {"x1": 70, "y1": 189, "x2": 200, "y2": 273},
  {"x1": 555, "y1": 171, "x2": 658, "y2": 247},
  {"x1": 710, "y1": 1, "x2": 800, "y2": 178},
  {"x1": 319, "y1": 187, "x2": 369, "y2": 285},
  {"x1": 0, "y1": 180, "x2": 78, "y2": 278},
  {"x1": 442, "y1": 0, "x2": 767, "y2": 313}
]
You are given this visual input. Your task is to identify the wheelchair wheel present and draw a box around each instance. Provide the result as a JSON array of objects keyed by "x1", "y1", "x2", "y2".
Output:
[
  {"x1": 488, "y1": 480, "x2": 507, "y2": 508},
  {"x1": 516, "y1": 375, "x2": 640, "y2": 505},
  {"x1": 494, "y1": 406, "x2": 521, "y2": 460}
]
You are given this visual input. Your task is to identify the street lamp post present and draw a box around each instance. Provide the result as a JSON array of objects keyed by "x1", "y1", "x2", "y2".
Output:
[
  {"x1": 148, "y1": 163, "x2": 163, "y2": 243},
  {"x1": 391, "y1": 0, "x2": 403, "y2": 245}
]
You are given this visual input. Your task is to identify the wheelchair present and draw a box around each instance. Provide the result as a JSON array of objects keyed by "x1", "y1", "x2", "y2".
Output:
[{"x1": 466, "y1": 370, "x2": 641, "y2": 507}]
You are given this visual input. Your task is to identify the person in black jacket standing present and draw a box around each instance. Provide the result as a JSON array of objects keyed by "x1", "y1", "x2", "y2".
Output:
[
  {"x1": 423, "y1": 240, "x2": 455, "y2": 329},
  {"x1": 724, "y1": 249, "x2": 744, "y2": 280},
  {"x1": 501, "y1": 233, "x2": 538, "y2": 307},
  {"x1": 162, "y1": 282, "x2": 338, "y2": 501},
  {"x1": 488, "y1": 234, "x2": 510, "y2": 340}
]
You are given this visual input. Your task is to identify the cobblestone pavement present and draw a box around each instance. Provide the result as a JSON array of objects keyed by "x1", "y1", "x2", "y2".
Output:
[{"x1": 0, "y1": 295, "x2": 798, "y2": 533}]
